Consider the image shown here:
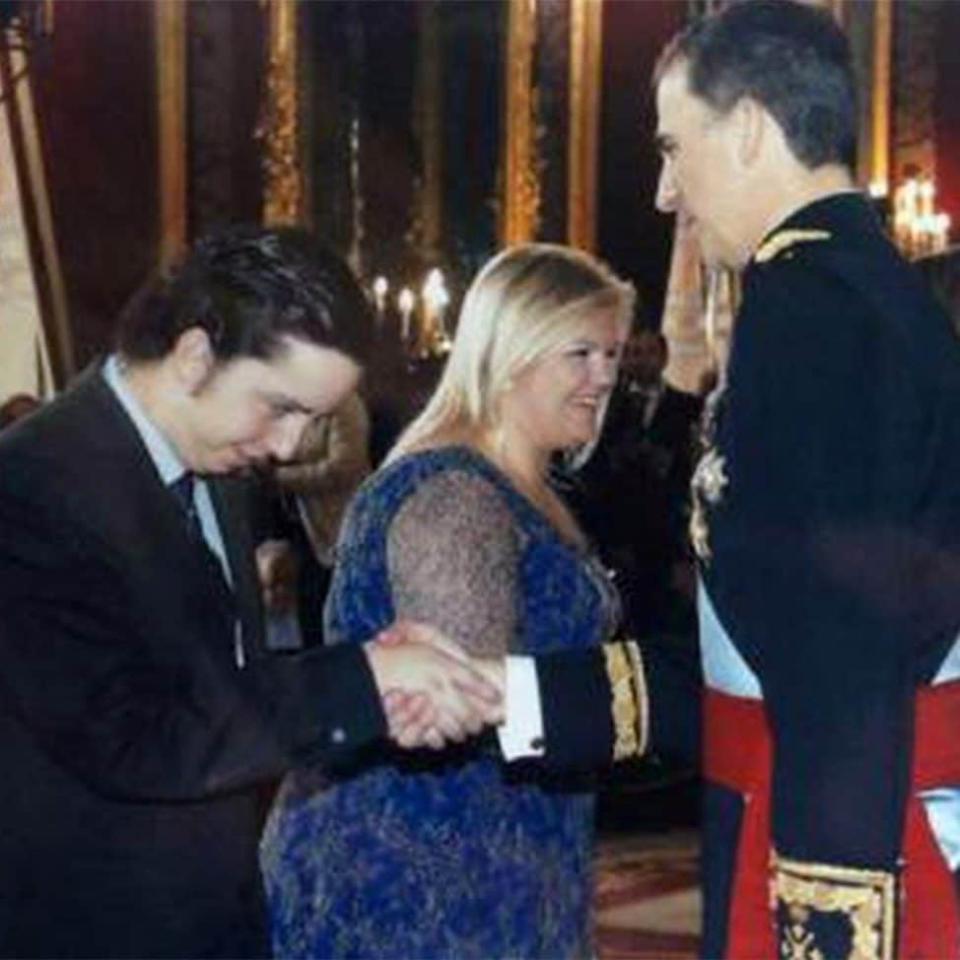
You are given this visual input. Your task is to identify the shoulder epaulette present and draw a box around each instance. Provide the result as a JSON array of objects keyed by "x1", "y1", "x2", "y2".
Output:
[{"x1": 753, "y1": 228, "x2": 832, "y2": 265}]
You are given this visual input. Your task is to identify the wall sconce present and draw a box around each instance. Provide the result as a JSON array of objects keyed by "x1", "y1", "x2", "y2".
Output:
[{"x1": 893, "y1": 176, "x2": 952, "y2": 259}]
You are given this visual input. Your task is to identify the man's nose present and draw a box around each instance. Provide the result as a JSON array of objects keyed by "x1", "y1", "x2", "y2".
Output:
[
  {"x1": 655, "y1": 164, "x2": 678, "y2": 214},
  {"x1": 268, "y1": 416, "x2": 307, "y2": 462}
]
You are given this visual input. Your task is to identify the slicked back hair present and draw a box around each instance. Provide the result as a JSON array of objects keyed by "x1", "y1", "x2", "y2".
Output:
[
  {"x1": 654, "y1": 0, "x2": 857, "y2": 172},
  {"x1": 116, "y1": 226, "x2": 374, "y2": 367}
]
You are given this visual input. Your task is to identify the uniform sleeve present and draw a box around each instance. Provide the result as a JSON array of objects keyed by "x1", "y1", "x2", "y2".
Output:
[
  {"x1": 533, "y1": 632, "x2": 701, "y2": 770},
  {"x1": 0, "y1": 478, "x2": 385, "y2": 803},
  {"x1": 710, "y1": 260, "x2": 924, "y2": 952}
]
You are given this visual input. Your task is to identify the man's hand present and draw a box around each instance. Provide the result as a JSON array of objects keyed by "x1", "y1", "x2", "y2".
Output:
[
  {"x1": 384, "y1": 620, "x2": 506, "y2": 713},
  {"x1": 364, "y1": 626, "x2": 504, "y2": 750},
  {"x1": 255, "y1": 539, "x2": 298, "y2": 615}
]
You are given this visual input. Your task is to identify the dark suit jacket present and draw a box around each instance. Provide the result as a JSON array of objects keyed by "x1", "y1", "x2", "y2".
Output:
[
  {"x1": 0, "y1": 367, "x2": 385, "y2": 958},
  {"x1": 567, "y1": 381, "x2": 701, "y2": 635}
]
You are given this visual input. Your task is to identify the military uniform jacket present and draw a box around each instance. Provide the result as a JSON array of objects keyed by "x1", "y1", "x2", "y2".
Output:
[
  {"x1": 0, "y1": 367, "x2": 385, "y2": 958},
  {"x1": 694, "y1": 191, "x2": 960, "y2": 957},
  {"x1": 533, "y1": 193, "x2": 960, "y2": 958}
]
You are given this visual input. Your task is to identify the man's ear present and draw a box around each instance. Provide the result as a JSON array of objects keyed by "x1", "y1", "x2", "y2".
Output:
[
  {"x1": 733, "y1": 96, "x2": 767, "y2": 169},
  {"x1": 171, "y1": 326, "x2": 215, "y2": 393}
]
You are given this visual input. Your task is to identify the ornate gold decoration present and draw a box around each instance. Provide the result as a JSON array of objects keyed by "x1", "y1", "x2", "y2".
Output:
[
  {"x1": 501, "y1": 0, "x2": 540, "y2": 245},
  {"x1": 0, "y1": 41, "x2": 54, "y2": 396},
  {"x1": 690, "y1": 446, "x2": 728, "y2": 562},
  {"x1": 782, "y1": 903, "x2": 826, "y2": 960},
  {"x1": 1, "y1": 14, "x2": 72, "y2": 386},
  {"x1": 259, "y1": 0, "x2": 303, "y2": 227},
  {"x1": 603, "y1": 640, "x2": 647, "y2": 761},
  {"x1": 772, "y1": 852, "x2": 896, "y2": 960},
  {"x1": 627, "y1": 639, "x2": 648, "y2": 756},
  {"x1": 567, "y1": 0, "x2": 602, "y2": 252},
  {"x1": 753, "y1": 229, "x2": 832, "y2": 265},
  {"x1": 155, "y1": 0, "x2": 187, "y2": 267}
]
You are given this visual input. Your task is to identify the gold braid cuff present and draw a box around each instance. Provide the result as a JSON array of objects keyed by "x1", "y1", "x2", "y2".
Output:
[
  {"x1": 603, "y1": 640, "x2": 648, "y2": 762},
  {"x1": 772, "y1": 851, "x2": 896, "y2": 960}
]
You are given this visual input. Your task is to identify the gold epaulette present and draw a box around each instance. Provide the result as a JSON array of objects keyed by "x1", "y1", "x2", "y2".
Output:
[
  {"x1": 753, "y1": 228, "x2": 832, "y2": 265},
  {"x1": 772, "y1": 851, "x2": 896, "y2": 960},
  {"x1": 602, "y1": 640, "x2": 648, "y2": 762}
]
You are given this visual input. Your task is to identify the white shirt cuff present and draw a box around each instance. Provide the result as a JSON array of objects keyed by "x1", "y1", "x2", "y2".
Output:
[{"x1": 496, "y1": 655, "x2": 545, "y2": 759}]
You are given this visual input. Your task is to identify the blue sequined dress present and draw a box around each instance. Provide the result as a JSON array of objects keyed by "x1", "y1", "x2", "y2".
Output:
[{"x1": 261, "y1": 446, "x2": 619, "y2": 959}]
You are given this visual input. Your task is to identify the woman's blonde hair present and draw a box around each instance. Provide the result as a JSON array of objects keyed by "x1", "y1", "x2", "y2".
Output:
[{"x1": 389, "y1": 243, "x2": 635, "y2": 462}]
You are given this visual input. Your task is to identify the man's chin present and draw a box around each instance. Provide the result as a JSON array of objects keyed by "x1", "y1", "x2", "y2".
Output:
[{"x1": 206, "y1": 453, "x2": 255, "y2": 475}]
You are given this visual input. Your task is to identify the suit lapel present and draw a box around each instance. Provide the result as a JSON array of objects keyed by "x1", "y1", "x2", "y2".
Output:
[{"x1": 66, "y1": 368, "x2": 256, "y2": 663}]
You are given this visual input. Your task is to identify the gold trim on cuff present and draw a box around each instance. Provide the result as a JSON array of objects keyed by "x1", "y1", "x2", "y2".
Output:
[
  {"x1": 772, "y1": 850, "x2": 896, "y2": 960},
  {"x1": 603, "y1": 641, "x2": 646, "y2": 762}
]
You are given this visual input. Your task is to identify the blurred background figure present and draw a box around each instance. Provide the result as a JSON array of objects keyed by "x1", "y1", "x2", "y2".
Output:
[
  {"x1": 571, "y1": 327, "x2": 701, "y2": 639},
  {"x1": 255, "y1": 389, "x2": 372, "y2": 647},
  {"x1": 0, "y1": 392, "x2": 41, "y2": 431},
  {"x1": 275, "y1": 388, "x2": 371, "y2": 572}
]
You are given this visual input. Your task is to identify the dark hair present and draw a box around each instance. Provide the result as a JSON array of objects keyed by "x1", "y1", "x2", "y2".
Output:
[
  {"x1": 632, "y1": 328, "x2": 668, "y2": 354},
  {"x1": 0, "y1": 393, "x2": 41, "y2": 430},
  {"x1": 116, "y1": 226, "x2": 374, "y2": 366},
  {"x1": 654, "y1": 0, "x2": 857, "y2": 171}
]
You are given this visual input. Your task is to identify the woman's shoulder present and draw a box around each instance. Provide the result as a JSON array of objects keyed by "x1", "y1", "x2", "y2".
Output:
[
  {"x1": 381, "y1": 443, "x2": 500, "y2": 486},
  {"x1": 348, "y1": 444, "x2": 508, "y2": 519}
]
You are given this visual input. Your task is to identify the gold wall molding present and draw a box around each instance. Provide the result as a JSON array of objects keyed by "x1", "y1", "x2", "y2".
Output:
[
  {"x1": 260, "y1": 0, "x2": 303, "y2": 227},
  {"x1": 0, "y1": 22, "x2": 71, "y2": 388},
  {"x1": 155, "y1": 0, "x2": 187, "y2": 267},
  {"x1": 501, "y1": 0, "x2": 540, "y2": 246},
  {"x1": 0, "y1": 30, "x2": 55, "y2": 396},
  {"x1": 415, "y1": 0, "x2": 443, "y2": 264},
  {"x1": 869, "y1": 0, "x2": 892, "y2": 191},
  {"x1": 567, "y1": 0, "x2": 602, "y2": 253}
]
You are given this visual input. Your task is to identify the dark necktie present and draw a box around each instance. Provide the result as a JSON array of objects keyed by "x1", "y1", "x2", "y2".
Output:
[
  {"x1": 170, "y1": 471, "x2": 232, "y2": 590},
  {"x1": 169, "y1": 471, "x2": 203, "y2": 543},
  {"x1": 169, "y1": 472, "x2": 239, "y2": 639}
]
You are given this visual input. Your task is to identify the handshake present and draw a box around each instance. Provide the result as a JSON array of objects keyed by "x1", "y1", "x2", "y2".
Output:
[{"x1": 364, "y1": 622, "x2": 506, "y2": 751}]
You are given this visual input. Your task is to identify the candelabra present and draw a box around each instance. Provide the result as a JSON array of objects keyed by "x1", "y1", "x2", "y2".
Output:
[
  {"x1": 888, "y1": 176, "x2": 952, "y2": 259},
  {"x1": 369, "y1": 268, "x2": 452, "y2": 361}
]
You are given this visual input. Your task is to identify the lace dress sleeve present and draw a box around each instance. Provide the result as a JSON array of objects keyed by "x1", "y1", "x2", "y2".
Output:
[{"x1": 386, "y1": 468, "x2": 520, "y2": 656}]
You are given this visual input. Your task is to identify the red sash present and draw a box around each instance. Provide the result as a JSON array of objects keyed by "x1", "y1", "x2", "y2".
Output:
[{"x1": 704, "y1": 681, "x2": 960, "y2": 959}]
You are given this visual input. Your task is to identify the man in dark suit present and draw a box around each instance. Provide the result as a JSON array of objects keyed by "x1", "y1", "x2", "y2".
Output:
[
  {"x1": 574, "y1": 328, "x2": 701, "y2": 636},
  {"x1": 0, "y1": 228, "x2": 497, "y2": 958}
]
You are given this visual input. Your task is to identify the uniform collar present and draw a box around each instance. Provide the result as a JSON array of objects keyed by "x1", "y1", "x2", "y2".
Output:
[{"x1": 749, "y1": 190, "x2": 877, "y2": 267}]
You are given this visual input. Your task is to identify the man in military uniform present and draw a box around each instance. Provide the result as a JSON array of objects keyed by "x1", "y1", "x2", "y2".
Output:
[{"x1": 470, "y1": 3, "x2": 960, "y2": 957}]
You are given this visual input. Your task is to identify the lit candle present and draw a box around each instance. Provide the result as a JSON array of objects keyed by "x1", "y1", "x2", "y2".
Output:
[
  {"x1": 422, "y1": 268, "x2": 448, "y2": 331},
  {"x1": 935, "y1": 212, "x2": 951, "y2": 253},
  {"x1": 398, "y1": 288, "x2": 415, "y2": 342},
  {"x1": 905, "y1": 178, "x2": 921, "y2": 256},
  {"x1": 919, "y1": 214, "x2": 937, "y2": 256},
  {"x1": 893, "y1": 180, "x2": 912, "y2": 253},
  {"x1": 919, "y1": 179, "x2": 935, "y2": 221},
  {"x1": 372, "y1": 276, "x2": 389, "y2": 319}
]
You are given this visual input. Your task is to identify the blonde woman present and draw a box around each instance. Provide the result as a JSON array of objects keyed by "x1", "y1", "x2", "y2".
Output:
[{"x1": 261, "y1": 244, "x2": 634, "y2": 959}]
